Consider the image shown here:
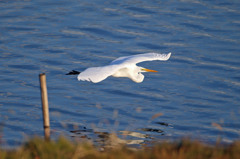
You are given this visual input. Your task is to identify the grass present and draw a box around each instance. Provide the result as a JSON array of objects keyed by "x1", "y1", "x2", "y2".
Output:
[{"x1": 1, "y1": 137, "x2": 240, "y2": 159}]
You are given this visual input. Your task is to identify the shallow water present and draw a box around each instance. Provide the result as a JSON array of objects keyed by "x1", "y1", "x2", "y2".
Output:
[{"x1": 0, "y1": 0, "x2": 240, "y2": 148}]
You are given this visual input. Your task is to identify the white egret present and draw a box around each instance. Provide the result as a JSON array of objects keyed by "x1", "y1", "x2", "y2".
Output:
[{"x1": 67, "y1": 52, "x2": 171, "y2": 83}]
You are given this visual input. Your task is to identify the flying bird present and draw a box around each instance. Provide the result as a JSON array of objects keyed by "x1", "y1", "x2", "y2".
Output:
[{"x1": 67, "y1": 52, "x2": 171, "y2": 83}]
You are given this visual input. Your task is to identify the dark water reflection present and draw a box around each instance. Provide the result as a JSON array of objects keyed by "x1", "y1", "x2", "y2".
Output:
[{"x1": 1, "y1": 0, "x2": 240, "y2": 148}]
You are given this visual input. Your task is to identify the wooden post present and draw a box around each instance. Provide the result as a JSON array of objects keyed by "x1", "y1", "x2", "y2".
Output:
[{"x1": 39, "y1": 73, "x2": 50, "y2": 141}]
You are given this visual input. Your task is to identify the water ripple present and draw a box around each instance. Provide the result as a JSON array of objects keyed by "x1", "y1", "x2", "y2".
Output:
[{"x1": 1, "y1": 0, "x2": 240, "y2": 148}]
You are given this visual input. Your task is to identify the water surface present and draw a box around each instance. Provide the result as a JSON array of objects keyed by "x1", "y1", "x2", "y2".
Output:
[{"x1": 0, "y1": 0, "x2": 240, "y2": 148}]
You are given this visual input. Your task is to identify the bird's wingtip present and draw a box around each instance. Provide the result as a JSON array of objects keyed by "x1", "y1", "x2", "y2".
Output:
[{"x1": 167, "y1": 52, "x2": 172, "y2": 60}]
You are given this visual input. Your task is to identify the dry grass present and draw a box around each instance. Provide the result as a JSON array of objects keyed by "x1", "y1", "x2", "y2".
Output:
[{"x1": 0, "y1": 137, "x2": 240, "y2": 159}]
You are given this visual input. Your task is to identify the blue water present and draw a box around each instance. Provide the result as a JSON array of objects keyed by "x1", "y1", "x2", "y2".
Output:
[{"x1": 1, "y1": 0, "x2": 240, "y2": 148}]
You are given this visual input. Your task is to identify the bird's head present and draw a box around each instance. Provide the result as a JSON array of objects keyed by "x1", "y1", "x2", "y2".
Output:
[{"x1": 133, "y1": 67, "x2": 158, "y2": 83}]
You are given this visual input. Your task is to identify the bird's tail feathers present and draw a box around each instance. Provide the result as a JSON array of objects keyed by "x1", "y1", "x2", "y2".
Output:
[{"x1": 66, "y1": 70, "x2": 81, "y2": 75}]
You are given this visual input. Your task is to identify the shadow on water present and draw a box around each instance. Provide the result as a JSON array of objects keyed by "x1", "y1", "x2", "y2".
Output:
[{"x1": 67, "y1": 120, "x2": 171, "y2": 147}]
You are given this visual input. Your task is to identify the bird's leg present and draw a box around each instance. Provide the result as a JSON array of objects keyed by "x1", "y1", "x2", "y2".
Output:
[{"x1": 66, "y1": 70, "x2": 81, "y2": 75}]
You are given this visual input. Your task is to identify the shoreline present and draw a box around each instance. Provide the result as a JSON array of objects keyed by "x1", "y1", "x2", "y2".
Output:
[{"x1": 1, "y1": 136, "x2": 239, "y2": 159}]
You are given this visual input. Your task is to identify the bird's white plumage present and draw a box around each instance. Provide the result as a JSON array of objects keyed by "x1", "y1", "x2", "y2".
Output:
[{"x1": 77, "y1": 52, "x2": 171, "y2": 83}]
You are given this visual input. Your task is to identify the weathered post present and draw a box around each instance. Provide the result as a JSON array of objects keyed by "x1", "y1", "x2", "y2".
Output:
[{"x1": 39, "y1": 73, "x2": 50, "y2": 141}]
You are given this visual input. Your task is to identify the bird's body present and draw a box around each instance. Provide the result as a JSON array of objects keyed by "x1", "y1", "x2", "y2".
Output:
[
  {"x1": 68, "y1": 52, "x2": 171, "y2": 83},
  {"x1": 112, "y1": 66, "x2": 144, "y2": 83}
]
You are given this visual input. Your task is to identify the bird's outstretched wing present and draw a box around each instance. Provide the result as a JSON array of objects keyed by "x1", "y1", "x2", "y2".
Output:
[
  {"x1": 78, "y1": 52, "x2": 171, "y2": 83},
  {"x1": 77, "y1": 64, "x2": 123, "y2": 83},
  {"x1": 110, "y1": 52, "x2": 171, "y2": 65}
]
